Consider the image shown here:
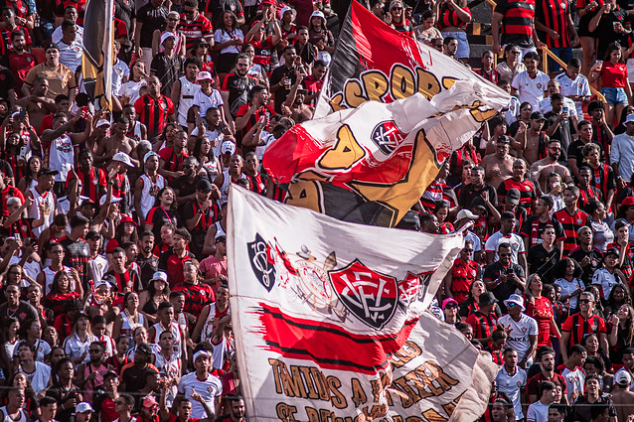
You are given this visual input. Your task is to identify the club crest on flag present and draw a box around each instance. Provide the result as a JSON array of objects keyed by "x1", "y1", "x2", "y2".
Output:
[
  {"x1": 247, "y1": 233, "x2": 277, "y2": 292},
  {"x1": 371, "y1": 120, "x2": 407, "y2": 155}
]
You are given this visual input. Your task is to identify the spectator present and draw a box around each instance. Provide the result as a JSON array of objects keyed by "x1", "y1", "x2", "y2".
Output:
[
  {"x1": 134, "y1": 76, "x2": 176, "y2": 140},
  {"x1": 22, "y1": 43, "x2": 75, "y2": 103},
  {"x1": 569, "y1": 226, "x2": 604, "y2": 286},
  {"x1": 555, "y1": 59, "x2": 591, "y2": 118},
  {"x1": 178, "y1": 0, "x2": 214, "y2": 51},
  {"x1": 511, "y1": 52, "x2": 550, "y2": 110},
  {"x1": 526, "y1": 381, "x2": 557, "y2": 422},
  {"x1": 614, "y1": 347, "x2": 634, "y2": 392},
  {"x1": 492, "y1": 0, "x2": 544, "y2": 59},
  {"x1": 560, "y1": 291, "x2": 609, "y2": 363},
  {"x1": 590, "y1": 42, "x2": 632, "y2": 127},
  {"x1": 0, "y1": 30, "x2": 36, "y2": 96},
  {"x1": 495, "y1": 347, "x2": 527, "y2": 420},
  {"x1": 134, "y1": 0, "x2": 169, "y2": 71},
  {"x1": 611, "y1": 114, "x2": 634, "y2": 191},
  {"x1": 498, "y1": 294, "x2": 538, "y2": 367},
  {"x1": 213, "y1": 11, "x2": 243, "y2": 76},
  {"x1": 497, "y1": 44, "x2": 527, "y2": 84}
]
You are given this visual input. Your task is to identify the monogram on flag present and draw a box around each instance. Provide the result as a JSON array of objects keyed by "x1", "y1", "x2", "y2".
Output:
[
  {"x1": 227, "y1": 186, "x2": 464, "y2": 421},
  {"x1": 263, "y1": 82, "x2": 510, "y2": 227}
]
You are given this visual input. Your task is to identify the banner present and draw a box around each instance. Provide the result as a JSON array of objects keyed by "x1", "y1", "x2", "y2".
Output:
[
  {"x1": 387, "y1": 313, "x2": 499, "y2": 422},
  {"x1": 227, "y1": 186, "x2": 464, "y2": 421},
  {"x1": 263, "y1": 83, "x2": 509, "y2": 227},
  {"x1": 82, "y1": 0, "x2": 114, "y2": 109},
  {"x1": 314, "y1": 1, "x2": 497, "y2": 118}
]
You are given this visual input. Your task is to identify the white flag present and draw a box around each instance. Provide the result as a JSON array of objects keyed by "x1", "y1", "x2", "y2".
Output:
[{"x1": 227, "y1": 186, "x2": 463, "y2": 421}]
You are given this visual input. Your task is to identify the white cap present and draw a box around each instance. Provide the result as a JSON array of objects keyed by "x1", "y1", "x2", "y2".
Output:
[
  {"x1": 99, "y1": 195, "x2": 123, "y2": 206},
  {"x1": 615, "y1": 370, "x2": 632, "y2": 386},
  {"x1": 143, "y1": 151, "x2": 159, "y2": 163},
  {"x1": 96, "y1": 119, "x2": 111, "y2": 128},
  {"x1": 160, "y1": 32, "x2": 176, "y2": 45},
  {"x1": 95, "y1": 279, "x2": 111, "y2": 289},
  {"x1": 196, "y1": 71, "x2": 214, "y2": 82},
  {"x1": 221, "y1": 140, "x2": 236, "y2": 155},
  {"x1": 625, "y1": 114, "x2": 634, "y2": 125},
  {"x1": 113, "y1": 152, "x2": 134, "y2": 167},
  {"x1": 76, "y1": 403, "x2": 94, "y2": 413},
  {"x1": 280, "y1": 6, "x2": 296, "y2": 17},
  {"x1": 456, "y1": 209, "x2": 478, "y2": 221},
  {"x1": 504, "y1": 294, "x2": 526, "y2": 312}
]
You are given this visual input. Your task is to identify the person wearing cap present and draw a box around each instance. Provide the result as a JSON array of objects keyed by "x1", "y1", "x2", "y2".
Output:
[
  {"x1": 443, "y1": 239, "x2": 481, "y2": 304},
  {"x1": 134, "y1": 76, "x2": 176, "y2": 140},
  {"x1": 134, "y1": 152, "x2": 167, "y2": 222},
  {"x1": 133, "y1": 394, "x2": 164, "y2": 422},
  {"x1": 150, "y1": 31, "x2": 184, "y2": 97},
  {"x1": 183, "y1": 179, "x2": 220, "y2": 257},
  {"x1": 192, "y1": 70, "x2": 231, "y2": 132},
  {"x1": 175, "y1": 348, "x2": 222, "y2": 419},
  {"x1": 40, "y1": 111, "x2": 92, "y2": 196},
  {"x1": 23, "y1": 43, "x2": 77, "y2": 102},
  {"x1": 499, "y1": 294, "x2": 538, "y2": 366},
  {"x1": 151, "y1": 12, "x2": 186, "y2": 59},
  {"x1": 95, "y1": 117, "x2": 141, "y2": 168},
  {"x1": 611, "y1": 368, "x2": 634, "y2": 419},
  {"x1": 441, "y1": 298, "x2": 460, "y2": 325},
  {"x1": 25, "y1": 166, "x2": 59, "y2": 238},
  {"x1": 466, "y1": 291, "x2": 499, "y2": 349},
  {"x1": 516, "y1": 111, "x2": 547, "y2": 166},
  {"x1": 592, "y1": 247, "x2": 630, "y2": 300}
]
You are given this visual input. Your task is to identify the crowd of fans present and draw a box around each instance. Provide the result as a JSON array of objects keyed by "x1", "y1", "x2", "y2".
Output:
[{"x1": 1, "y1": 0, "x2": 634, "y2": 419}]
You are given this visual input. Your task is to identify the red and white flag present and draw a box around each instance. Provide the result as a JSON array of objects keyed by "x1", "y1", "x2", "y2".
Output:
[{"x1": 227, "y1": 186, "x2": 464, "y2": 421}]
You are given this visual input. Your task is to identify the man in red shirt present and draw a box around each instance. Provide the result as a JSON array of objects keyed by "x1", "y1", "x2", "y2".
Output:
[
  {"x1": 302, "y1": 59, "x2": 326, "y2": 106},
  {"x1": 526, "y1": 347, "x2": 569, "y2": 405},
  {"x1": 234, "y1": 85, "x2": 276, "y2": 143},
  {"x1": 178, "y1": 0, "x2": 214, "y2": 51},
  {"x1": 560, "y1": 291, "x2": 609, "y2": 363},
  {"x1": 443, "y1": 240, "x2": 481, "y2": 304},
  {"x1": 158, "y1": 228, "x2": 195, "y2": 287},
  {"x1": 134, "y1": 76, "x2": 175, "y2": 140},
  {"x1": 553, "y1": 185, "x2": 591, "y2": 257},
  {"x1": 216, "y1": 397, "x2": 246, "y2": 422},
  {"x1": 158, "y1": 129, "x2": 188, "y2": 182},
  {"x1": 0, "y1": 30, "x2": 35, "y2": 95}
]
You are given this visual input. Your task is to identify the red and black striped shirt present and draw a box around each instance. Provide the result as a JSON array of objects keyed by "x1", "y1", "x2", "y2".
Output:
[
  {"x1": 475, "y1": 68, "x2": 499, "y2": 85},
  {"x1": 498, "y1": 177, "x2": 536, "y2": 215},
  {"x1": 157, "y1": 147, "x2": 189, "y2": 183},
  {"x1": 134, "y1": 94, "x2": 175, "y2": 140},
  {"x1": 0, "y1": 185, "x2": 25, "y2": 218},
  {"x1": 106, "y1": 269, "x2": 141, "y2": 295},
  {"x1": 578, "y1": 186, "x2": 603, "y2": 210},
  {"x1": 437, "y1": 4, "x2": 471, "y2": 30},
  {"x1": 177, "y1": 13, "x2": 213, "y2": 51},
  {"x1": 495, "y1": 0, "x2": 536, "y2": 47},
  {"x1": 246, "y1": 173, "x2": 265, "y2": 195},
  {"x1": 66, "y1": 167, "x2": 107, "y2": 204},
  {"x1": 466, "y1": 311, "x2": 498, "y2": 349},
  {"x1": 55, "y1": 0, "x2": 88, "y2": 25},
  {"x1": 561, "y1": 312, "x2": 607, "y2": 349},
  {"x1": 591, "y1": 121, "x2": 612, "y2": 163},
  {"x1": 450, "y1": 258, "x2": 481, "y2": 304},
  {"x1": 553, "y1": 208, "x2": 591, "y2": 256},
  {"x1": 535, "y1": 0, "x2": 571, "y2": 48}
]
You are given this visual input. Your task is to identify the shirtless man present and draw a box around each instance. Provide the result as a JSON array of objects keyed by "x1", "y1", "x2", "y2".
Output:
[
  {"x1": 481, "y1": 136, "x2": 515, "y2": 189},
  {"x1": 531, "y1": 139, "x2": 573, "y2": 195},
  {"x1": 95, "y1": 117, "x2": 140, "y2": 167},
  {"x1": 611, "y1": 372, "x2": 634, "y2": 422},
  {"x1": 516, "y1": 111, "x2": 548, "y2": 165},
  {"x1": 16, "y1": 78, "x2": 57, "y2": 133}
]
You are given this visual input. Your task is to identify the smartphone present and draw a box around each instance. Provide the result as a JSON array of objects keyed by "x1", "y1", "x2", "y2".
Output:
[{"x1": 19, "y1": 109, "x2": 26, "y2": 121}]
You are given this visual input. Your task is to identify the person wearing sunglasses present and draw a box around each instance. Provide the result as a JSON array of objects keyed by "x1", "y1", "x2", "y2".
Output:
[
  {"x1": 531, "y1": 139, "x2": 573, "y2": 197},
  {"x1": 560, "y1": 291, "x2": 609, "y2": 364},
  {"x1": 499, "y1": 294, "x2": 538, "y2": 369}
]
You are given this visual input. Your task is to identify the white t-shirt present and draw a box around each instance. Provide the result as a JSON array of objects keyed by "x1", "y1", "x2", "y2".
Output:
[
  {"x1": 485, "y1": 231, "x2": 525, "y2": 264},
  {"x1": 498, "y1": 314, "x2": 538, "y2": 360},
  {"x1": 496, "y1": 366, "x2": 527, "y2": 419},
  {"x1": 213, "y1": 28, "x2": 244, "y2": 55},
  {"x1": 193, "y1": 89, "x2": 224, "y2": 119},
  {"x1": 592, "y1": 268, "x2": 623, "y2": 300},
  {"x1": 526, "y1": 400, "x2": 550, "y2": 422},
  {"x1": 504, "y1": 96, "x2": 521, "y2": 125},
  {"x1": 560, "y1": 365, "x2": 585, "y2": 402},
  {"x1": 19, "y1": 361, "x2": 51, "y2": 394},
  {"x1": 120, "y1": 79, "x2": 147, "y2": 105},
  {"x1": 554, "y1": 277, "x2": 585, "y2": 310},
  {"x1": 178, "y1": 371, "x2": 222, "y2": 418},
  {"x1": 112, "y1": 60, "x2": 131, "y2": 97},
  {"x1": 512, "y1": 70, "x2": 551, "y2": 109},
  {"x1": 58, "y1": 38, "x2": 83, "y2": 73},
  {"x1": 554, "y1": 72, "x2": 591, "y2": 117},
  {"x1": 52, "y1": 26, "x2": 84, "y2": 44}
]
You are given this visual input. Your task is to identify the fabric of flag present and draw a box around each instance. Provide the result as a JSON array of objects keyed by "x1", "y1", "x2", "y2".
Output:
[
  {"x1": 263, "y1": 82, "x2": 509, "y2": 227},
  {"x1": 314, "y1": 1, "x2": 494, "y2": 118},
  {"x1": 82, "y1": 0, "x2": 114, "y2": 109},
  {"x1": 226, "y1": 186, "x2": 464, "y2": 421},
  {"x1": 387, "y1": 313, "x2": 499, "y2": 421}
]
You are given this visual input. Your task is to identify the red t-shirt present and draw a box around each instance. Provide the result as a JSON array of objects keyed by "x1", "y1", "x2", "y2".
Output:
[
  {"x1": 600, "y1": 61, "x2": 628, "y2": 89},
  {"x1": 524, "y1": 295, "x2": 554, "y2": 347}
]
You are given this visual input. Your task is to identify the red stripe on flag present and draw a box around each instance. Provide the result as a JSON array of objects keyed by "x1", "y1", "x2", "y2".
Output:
[{"x1": 253, "y1": 303, "x2": 418, "y2": 375}]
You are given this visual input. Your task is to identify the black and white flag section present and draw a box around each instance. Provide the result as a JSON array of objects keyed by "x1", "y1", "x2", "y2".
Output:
[{"x1": 226, "y1": 186, "x2": 491, "y2": 421}]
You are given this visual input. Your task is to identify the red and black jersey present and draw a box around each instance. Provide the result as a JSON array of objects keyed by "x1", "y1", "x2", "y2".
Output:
[
  {"x1": 172, "y1": 282, "x2": 215, "y2": 314},
  {"x1": 235, "y1": 102, "x2": 276, "y2": 144},
  {"x1": 269, "y1": 182, "x2": 287, "y2": 203},
  {"x1": 498, "y1": 177, "x2": 536, "y2": 215},
  {"x1": 590, "y1": 164, "x2": 615, "y2": 208},
  {"x1": 183, "y1": 199, "x2": 217, "y2": 233},
  {"x1": 592, "y1": 121, "x2": 612, "y2": 163},
  {"x1": 466, "y1": 311, "x2": 498, "y2": 349},
  {"x1": 177, "y1": 13, "x2": 213, "y2": 50},
  {"x1": 111, "y1": 173, "x2": 128, "y2": 200},
  {"x1": 6, "y1": 218, "x2": 35, "y2": 240},
  {"x1": 158, "y1": 248, "x2": 195, "y2": 288},
  {"x1": 437, "y1": 4, "x2": 471, "y2": 30},
  {"x1": 607, "y1": 242, "x2": 634, "y2": 285},
  {"x1": 53, "y1": 313, "x2": 73, "y2": 340},
  {"x1": 0, "y1": 185, "x2": 25, "y2": 218},
  {"x1": 114, "y1": 17, "x2": 128, "y2": 40},
  {"x1": 55, "y1": 0, "x2": 88, "y2": 25},
  {"x1": 553, "y1": 208, "x2": 592, "y2": 256},
  {"x1": 106, "y1": 354, "x2": 132, "y2": 375},
  {"x1": 66, "y1": 167, "x2": 107, "y2": 204},
  {"x1": 520, "y1": 215, "x2": 566, "y2": 248},
  {"x1": 6, "y1": 0, "x2": 31, "y2": 18},
  {"x1": 0, "y1": 26, "x2": 31, "y2": 57},
  {"x1": 474, "y1": 68, "x2": 499, "y2": 85},
  {"x1": 420, "y1": 179, "x2": 457, "y2": 213},
  {"x1": 578, "y1": 186, "x2": 603, "y2": 210},
  {"x1": 157, "y1": 147, "x2": 189, "y2": 182},
  {"x1": 59, "y1": 236, "x2": 91, "y2": 288},
  {"x1": 245, "y1": 172, "x2": 265, "y2": 195},
  {"x1": 134, "y1": 94, "x2": 175, "y2": 140},
  {"x1": 105, "y1": 269, "x2": 141, "y2": 295},
  {"x1": 450, "y1": 258, "x2": 481, "y2": 304},
  {"x1": 249, "y1": 36, "x2": 275, "y2": 73},
  {"x1": 45, "y1": 291, "x2": 81, "y2": 316},
  {"x1": 561, "y1": 312, "x2": 607, "y2": 349},
  {"x1": 535, "y1": 0, "x2": 571, "y2": 48},
  {"x1": 495, "y1": 0, "x2": 536, "y2": 47},
  {"x1": 1, "y1": 50, "x2": 37, "y2": 93},
  {"x1": 491, "y1": 349, "x2": 504, "y2": 364}
]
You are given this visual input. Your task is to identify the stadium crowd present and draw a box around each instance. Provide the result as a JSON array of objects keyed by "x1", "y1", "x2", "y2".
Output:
[{"x1": 1, "y1": 0, "x2": 634, "y2": 419}]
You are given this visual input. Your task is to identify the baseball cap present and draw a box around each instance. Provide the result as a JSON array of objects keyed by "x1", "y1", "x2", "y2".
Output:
[
  {"x1": 479, "y1": 292, "x2": 498, "y2": 307},
  {"x1": 160, "y1": 32, "x2": 176, "y2": 44},
  {"x1": 142, "y1": 396, "x2": 158, "y2": 408},
  {"x1": 96, "y1": 119, "x2": 111, "y2": 128},
  {"x1": 76, "y1": 403, "x2": 93, "y2": 413},
  {"x1": 221, "y1": 140, "x2": 236, "y2": 155},
  {"x1": 623, "y1": 197, "x2": 634, "y2": 207},
  {"x1": 120, "y1": 215, "x2": 136, "y2": 226},
  {"x1": 113, "y1": 152, "x2": 134, "y2": 167},
  {"x1": 215, "y1": 235, "x2": 226, "y2": 244},
  {"x1": 456, "y1": 209, "x2": 478, "y2": 221},
  {"x1": 38, "y1": 167, "x2": 59, "y2": 177},
  {"x1": 143, "y1": 151, "x2": 159, "y2": 163},
  {"x1": 137, "y1": 343, "x2": 153, "y2": 356},
  {"x1": 531, "y1": 111, "x2": 546, "y2": 121},
  {"x1": 615, "y1": 370, "x2": 632, "y2": 386},
  {"x1": 99, "y1": 195, "x2": 123, "y2": 206},
  {"x1": 496, "y1": 135, "x2": 511, "y2": 145},
  {"x1": 442, "y1": 298, "x2": 458, "y2": 309},
  {"x1": 605, "y1": 247, "x2": 619, "y2": 257},
  {"x1": 197, "y1": 179, "x2": 213, "y2": 192},
  {"x1": 625, "y1": 114, "x2": 634, "y2": 125},
  {"x1": 503, "y1": 294, "x2": 526, "y2": 311},
  {"x1": 310, "y1": 10, "x2": 325, "y2": 20},
  {"x1": 95, "y1": 279, "x2": 112, "y2": 289},
  {"x1": 86, "y1": 230, "x2": 100, "y2": 239},
  {"x1": 46, "y1": 42, "x2": 60, "y2": 51},
  {"x1": 506, "y1": 188, "x2": 521, "y2": 205}
]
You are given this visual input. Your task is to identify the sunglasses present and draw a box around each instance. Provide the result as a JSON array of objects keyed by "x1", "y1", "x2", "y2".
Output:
[
  {"x1": 445, "y1": 304, "x2": 458, "y2": 309},
  {"x1": 579, "y1": 299, "x2": 591, "y2": 304},
  {"x1": 507, "y1": 303, "x2": 518, "y2": 308},
  {"x1": 392, "y1": 7, "x2": 403, "y2": 10}
]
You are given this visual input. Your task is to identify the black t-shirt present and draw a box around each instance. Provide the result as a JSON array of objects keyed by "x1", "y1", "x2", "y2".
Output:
[
  {"x1": 458, "y1": 183, "x2": 498, "y2": 209},
  {"x1": 48, "y1": 386, "x2": 82, "y2": 422},
  {"x1": 121, "y1": 364, "x2": 151, "y2": 393},
  {"x1": 482, "y1": 261, "x2": 526, "y2": 312},
  {"x1": 136, "y1": 3, "x2": 169, "y2": 48},
  {"x1": 115, "y1": 0, "x2": 135, "y2": 41},
  {"x1": 0, "y1": 66, "x2": 15, "y2": 100},
  {"x1": 527, "y1": 244, "x2": 560, "y2": 283},
  {"x1": 205, "y1": 0, "x2": 244, "y2": 28},
  {"x1": 567, "y1": 140, "x2": 603, "y2": 168},
  {"x1": 172, "y1": 175, "x2": 201, "y2": 216},
  {"x1": 269, "y1": 64, "x2": 297, "y2": 113},
  {"x1": 59, "y1": 236, "x2": 91, "y2": 288},
  {"x1": 182, "y1": 198, "x2": 216, "y2": 253},
  {"x1": 0, "y1": 301, "x2": 39, "y2": 327},
  {"x1": 568, "y1": 247, "x2": 604, "y2": 285},
  {"x1": 151, "y1": 53, "x2": 183, "y2": 96},
  {"x1": 136, "y1": 254, "x2": 159, "y2": 288},
  {"x1": 221, "y1": 72, "x2": 258, "y2": 117},
  {"x1": 544, "y1": 111, "x2": 575, "y2": 161}
]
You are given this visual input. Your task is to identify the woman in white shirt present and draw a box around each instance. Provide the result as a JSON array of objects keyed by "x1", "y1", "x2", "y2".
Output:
[
  {"x1": 554, "y1": 258, "x2": 586, "y2": 311},
  {"x1": 119, "y1": 60, "x2": 148, "y2": 106},
  {"x1": 213, "y1": 11, "x2": 244, "y2": 75}
]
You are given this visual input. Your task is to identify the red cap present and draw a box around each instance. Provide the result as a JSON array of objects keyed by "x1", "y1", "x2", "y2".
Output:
[
  {"x1": 120, "y1": 215, "x2": 137, "y2": 226},
  {"x1": 622, "y1": 196, "x2": 634, "y2": 207},
  {"x1": 262, "y1": 0, "x2": 276, "y2": 5}
]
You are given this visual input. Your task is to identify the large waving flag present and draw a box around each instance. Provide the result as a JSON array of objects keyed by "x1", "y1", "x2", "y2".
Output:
[
  {"x1": 314, "y1": 1, "x2": 495, "y2": 118},
  {"x1": 263, "y1": 82, "x2": 509, "y2": 226},
  {"x1": 82, "y1": 0, "x2": 114, "y2": 109},
  {"x1": 227, "y1": 186, "x2": 465, "y2": 421}
]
